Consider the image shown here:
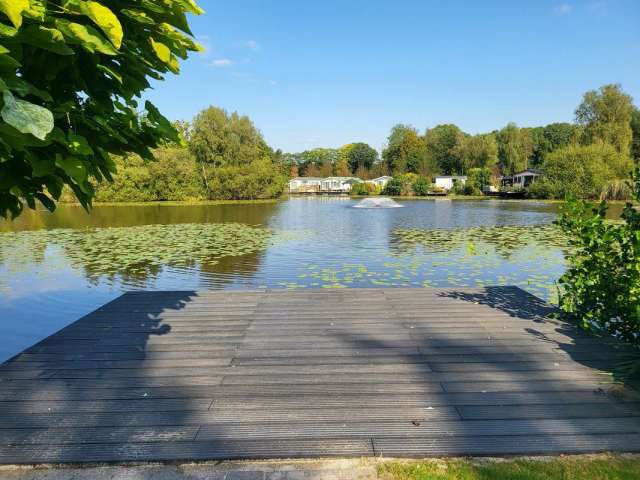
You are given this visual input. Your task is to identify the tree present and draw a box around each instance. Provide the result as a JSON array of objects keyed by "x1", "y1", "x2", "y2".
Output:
[
  {"x1": 0, "y1": 0, "x2": 204, "y2": 218},
  {"x1": 496, "y1": 123, "x2": 533, "y2": 175},
  {"x1": 539, "y1": 142, "x2": 632, "y2": 199},
  {"x1": 382, "y1": 124, "x2": 432, "y2": 175},
  {"x1": 188, "y1": 106, "x2": 284, "y2": 199},
  {"x1": 189, "y1": 107, "x2": 271, "y2": 169},
  {"x1": 575, "y1": 84, "x2": 634, "y2": 155},
  {"x1": 296, "y1": 148, "x2": 338, "y2": 176},
  {"x1": 631, "y1": 107, "x2": 640, "y2": 165},
  {"x1": 453, "y1": 133, "x2": 498, "y2": 172},
  {"x1": 424, "y1": 124, "x2": 465, "y2": 174},
  {"x1": 346, "y1": 143, "x2": 378, "y2": 173}
]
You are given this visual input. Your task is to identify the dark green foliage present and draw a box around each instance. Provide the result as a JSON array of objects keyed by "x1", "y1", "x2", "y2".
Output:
[
  {"x1": 424, "y1": 124, "x2": 465, "y2": 175},
  {"x1": 382, "y1": 124, "x2": 432, "y2": 176},
  {"x1": 496, "y1": 122, "x2": 533, "y2": 175},
  {"x1": 412, "y1": 176, "x2": 431, "y2": 196},
  {"x1": 0, "y1": 0, "x2": 203, "y2": 218},
  {"x1": 632, "y1": 107, "x2": 640, "y2": 165},
  {"x1": 346, "y1": 142, "x2": 378, "y2": 173},
  {"x1": 382, "y1": 177, "x2": 403, "y2": 196},
  {"x1": 555, "y1": 168, "x2": 640, "y2": 345}
]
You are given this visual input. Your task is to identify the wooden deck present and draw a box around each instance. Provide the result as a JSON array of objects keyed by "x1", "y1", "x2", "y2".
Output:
[{"x1": 1, "y1": 287, "x2": 639, "y2": 464}]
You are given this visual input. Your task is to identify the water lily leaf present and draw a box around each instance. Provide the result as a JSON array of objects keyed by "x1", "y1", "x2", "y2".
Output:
[{"x1": 1, "y1": 90, "x2": 54, "y2": 141}]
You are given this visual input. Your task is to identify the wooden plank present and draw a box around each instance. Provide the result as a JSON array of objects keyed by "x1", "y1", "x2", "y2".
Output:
[
  {"x1": 372, "y1": 433, "x2": 640, "y2": 457},
  {"x1": 458, "y1": 402, "x2": 640, "y2": 420},
  {"x1": 0, "y1": 439, "x2": 374, "y2": 463},
  {"x1": 0, "y1": 397, "x2": 214, "y2": 413}
]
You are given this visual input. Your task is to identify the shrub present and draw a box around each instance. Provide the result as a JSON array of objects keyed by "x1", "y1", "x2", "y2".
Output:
[
  {"x1": 526, "y1": 179, "x2": 554, "y2": 199},
  {"x1": 207, "y1": 158, "x2": 287, "y2": 200},
  {"x1": 382, "y1": 178, "x2": 403, "y2": 196},
  {"x1": 601, "y1": 180, "x2": 633, "y2": 201},
  {"x1": 350, "y1": 182, "x2": 370, "y2": 196},
  {"x1": 412, "y1": 176, "x2": 431, "y2": 196},
  {"x1": 541, "y1": 142, "x2": 632, "y2": 199},
  {"x1": 555, "y1": 168, "x2": 640, "y2": 345}
]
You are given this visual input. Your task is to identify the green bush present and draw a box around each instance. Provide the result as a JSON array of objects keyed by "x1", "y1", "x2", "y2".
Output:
[
  {"x1": 350, "y1": 182, "x2": 370, "y2": 196},
  {"x1": 207, "y1": 157, "x2": 287, "y2": 200},
  {"x1": 541, "y1": 142, "x2": 632, "y2": 199},
  {"x1": 95, "y1": 148, "x2": 204, "y2": 202},
  {"x1": 412, "y1": 176, "x2": 431, "y2": 196},
  {"x1": 555, "y1": 168, "x2": 640, "y2": 345},
  {"x1": 382, "y1": 178, "x2": 403, "y2": 196}
]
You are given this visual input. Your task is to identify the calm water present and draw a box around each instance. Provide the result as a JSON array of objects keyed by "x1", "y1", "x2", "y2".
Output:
[{"x1": 0, "y1": 197, "x2": 619, "y2": 362}]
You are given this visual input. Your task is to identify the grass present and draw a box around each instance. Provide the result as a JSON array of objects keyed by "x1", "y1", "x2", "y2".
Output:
[{"x1": 377, "y1": 455, "x2": 640, "y2": 480}]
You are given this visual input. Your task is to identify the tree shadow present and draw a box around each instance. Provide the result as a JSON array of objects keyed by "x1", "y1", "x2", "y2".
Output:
[
  {"x1": 0, "y1": 290, "x2": 230, "y2": 463},
  {"x1": 326, "y1": 286, "x2": 640, "y2": 457}
]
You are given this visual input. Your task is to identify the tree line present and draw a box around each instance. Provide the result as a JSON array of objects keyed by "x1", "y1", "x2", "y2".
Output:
[
  {"x1": 94, "y1": 107, "x2": 288, "y2": 202},
  {"x1": 80, "y1": 84, "x2": 640, "y2": 203},
  {"x1": 290, "y1": 84, "x2": 640, "y2": 200}
]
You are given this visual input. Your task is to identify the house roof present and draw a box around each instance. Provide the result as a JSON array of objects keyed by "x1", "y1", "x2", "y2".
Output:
[
  {"x1": 322, "y1": 177, "x2": 362, "y2": 181},
  {"x1": 435, "y1": 175, "x2": 467, "y2": 180},
  {"x1": 289, "y1": 177, "x2": 323, "y2": 182},
  {"x1": 371, "y1": 176, "x2": 393, "y2": 181}
]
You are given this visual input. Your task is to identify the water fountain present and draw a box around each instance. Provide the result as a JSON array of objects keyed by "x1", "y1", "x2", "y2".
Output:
[{"x1": 352, "y1": 197, "x2": 403, "y2": 208}]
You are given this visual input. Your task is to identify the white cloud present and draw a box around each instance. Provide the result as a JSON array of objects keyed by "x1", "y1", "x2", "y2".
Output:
[
  {"x1": 246, "y1": 40, "x2": 261, "y2": 51},
  {"x1": 553, "y1": 3, "x2": 572, "y2": 15},
  {"x1": 210, "y1": 58, "x2": 233, "y2": 67},
  {"x1": 269, "y1": 80, "x2": 278, "y2": 86}
]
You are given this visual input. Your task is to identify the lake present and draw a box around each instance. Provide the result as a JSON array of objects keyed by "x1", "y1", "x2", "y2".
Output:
[{"x1": 0, "y1": 197, "x2": 618, "y2": 362}]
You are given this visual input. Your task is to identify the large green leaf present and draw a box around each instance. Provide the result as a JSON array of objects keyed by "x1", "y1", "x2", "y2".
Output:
[
  {"x1": 78, "y1": 1, "x2": 123, "y2": 49},
  {"x1": 20, "y1": 25, "x2": 75, "y2": 56},
  {"x1": 1, "y1": 90, "x2": 54, "y2": 141},
  {"x1": 55, "y1": 154, "x2": 87, "y2": 183},
  {"x1": 0, "y1": 0, "x2": 29, "y2": 28},
  {"x1": 55, "y1": 19, "x2": 117, "y2": 55}
]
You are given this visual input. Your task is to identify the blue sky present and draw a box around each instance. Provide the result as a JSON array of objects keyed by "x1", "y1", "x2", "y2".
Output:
[{"x1": 146, "y1": 0, "x2": 640, "y2": 152}]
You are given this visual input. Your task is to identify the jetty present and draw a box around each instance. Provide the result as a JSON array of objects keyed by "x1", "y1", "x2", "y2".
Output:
[{"x1": 0, "y1": 287, "x2": 639, "y2": 463}]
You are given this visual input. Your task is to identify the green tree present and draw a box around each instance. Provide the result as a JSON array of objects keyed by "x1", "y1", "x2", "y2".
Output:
[
  {"x1": 424, "y1": 124, "x2": 465, "y2": 174},
  {"x1": 188, "y1": 106, "x2": 284, "y2": 199},
  {"x1": 297, "y1": 148, "x2": 338, "y2": 176},
  {"x1": 0, "y1": 0, "x2": 203, "y2": 218},
  {"x1": 496, "y1": 123, "x2": 533, "y2": 175},
  {"x1": 189, "y1": 107, "x2": 271, "y2": 169},
  {"x1": 382, "y1": 124, "x2": 430, "y2": 175},
  {"x1": 453, "y1": 133, "x2": 498, "y2": 172},
  {"x1": 575, "y1": 84, "x2": 634, "y2": 155},
  {"x1": 346, "y1": 142, "x2": 378, "y2": 173},
  {"x1": 539, "y1": 142, "x2": 632, "y2": 199},
  {"x1": 412, "y1": 176, "x2": 431, "y2": 196}
]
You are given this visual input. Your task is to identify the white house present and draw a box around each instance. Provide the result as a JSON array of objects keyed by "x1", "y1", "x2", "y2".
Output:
[
  {"x1": 288, "y1": 177, "x2": 322, "y2": 193},
  {"x1": 365, "y1": 176, "x2": 393, "y2": 189},
  {"x1": 319, "y1": 177, "x2": 361, "y2": 192},
  {"x1": 501, "y1": 170, "x2": 540, "y2": 188},
  {"x1": 434, "y1": 175, "x2": 467, "y2": 191}
]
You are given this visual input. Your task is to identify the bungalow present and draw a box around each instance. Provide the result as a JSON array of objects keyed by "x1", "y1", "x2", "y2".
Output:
[
  {"x1": 501, "y1": 170, "x2": 540, "y2": 188},
  {"x1": 288, "y1": 177, "x2": 322, "y2": 193},
  {"x1": 320, "y1": 177, "x2": 362, "y2": 193},
  {"x1": 434, "y1": 175, "x2": 467, "y2": 191},
  {"x1": 365, "y1": 176, "x2": 393, "y2": 189}
]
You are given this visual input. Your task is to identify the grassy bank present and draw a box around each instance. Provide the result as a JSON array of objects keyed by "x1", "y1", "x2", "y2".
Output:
[
  {"x1": 58, "y1": 198, "x2": 282, "y2": 207},
  {"x1": 378, "y1": 455, "x2": 640, "y2": 480}
]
